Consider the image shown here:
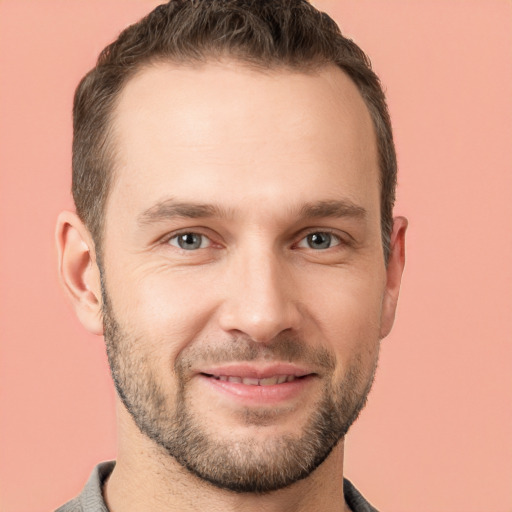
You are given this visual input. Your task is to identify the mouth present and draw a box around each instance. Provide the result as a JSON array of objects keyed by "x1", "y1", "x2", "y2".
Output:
[
  {"x1": 201, "y1": 373, "x2": 307, "y2": 386},
  {"x1": 196, "y1": 364, "x2": 317, "y2": 405}
]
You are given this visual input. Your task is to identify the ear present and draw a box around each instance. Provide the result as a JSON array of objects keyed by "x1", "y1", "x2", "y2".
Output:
[
  {"x1": 380, "y1": 216, "x2": 408, "y2": 339},
  {"x1": 55, "y1": 211, "x2": 103, "y2": 335}
]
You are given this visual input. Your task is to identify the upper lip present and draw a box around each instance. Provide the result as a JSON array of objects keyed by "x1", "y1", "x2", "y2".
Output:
[{"x1": 197, "y1": 363, "x2": 314, "y2": 379}]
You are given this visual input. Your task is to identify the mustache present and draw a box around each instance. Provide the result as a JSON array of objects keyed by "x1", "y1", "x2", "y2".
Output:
[{"x1": 175, "y1": 334, "x2": 336, "y2": 375}]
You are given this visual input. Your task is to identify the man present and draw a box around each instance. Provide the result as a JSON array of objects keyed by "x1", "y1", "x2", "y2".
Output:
[{"x1": 55, "y1": 0, "x2": 407, "y2": 510}]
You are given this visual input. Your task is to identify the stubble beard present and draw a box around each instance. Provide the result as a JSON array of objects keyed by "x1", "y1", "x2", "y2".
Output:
[{"x1": 101, "y1": 280, "x2": 379, "y2": 493}]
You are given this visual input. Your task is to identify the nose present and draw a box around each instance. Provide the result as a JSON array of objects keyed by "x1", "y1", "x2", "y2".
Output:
[{"x1": 217, "y1": 247, "x2": 301, "y2": 344}]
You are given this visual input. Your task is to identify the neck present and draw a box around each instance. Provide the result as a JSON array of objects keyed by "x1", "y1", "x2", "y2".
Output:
[{"x1": 104, "y1": 404, "x2": 351, "y2": 512}]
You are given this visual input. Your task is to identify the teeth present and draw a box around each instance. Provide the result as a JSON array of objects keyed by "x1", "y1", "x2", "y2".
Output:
[
  {"x1": 242, "y1": 377, "x2": 260, "y2": 385},
  {"x1": 259, "y1": 376, "x2": 279, "y2": 386},
  {"x1": 212, "y1": 374, "x2": 298, "y2": 385}
]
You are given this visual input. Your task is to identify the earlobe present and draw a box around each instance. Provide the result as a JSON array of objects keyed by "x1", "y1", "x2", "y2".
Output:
[
  {"x1": 55, "y1": 211, "x2": 104, "y2": 335},
  {"x1": 380, "y1": 216, "x2": 408, "y2": 339}
]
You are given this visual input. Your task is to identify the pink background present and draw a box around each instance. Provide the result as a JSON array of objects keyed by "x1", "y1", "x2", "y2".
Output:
[{"x1": 1, "y1": 1, "x2": 511, "y2": 511}]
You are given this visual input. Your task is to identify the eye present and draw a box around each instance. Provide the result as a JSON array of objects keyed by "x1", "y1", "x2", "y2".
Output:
[
  {"x1": 168, "y1": 232, "x2": 211, "y2": 250},
  {"x1": 297, "y1": 232, "x2": 341, "y2": 250}
]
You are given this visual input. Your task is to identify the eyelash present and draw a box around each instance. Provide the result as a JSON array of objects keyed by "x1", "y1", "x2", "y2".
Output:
[
  {"x1": 295, "y1": 230, "x2": 344, "y2": 250},
  {"x1": 167, "y1": 231, "x2": 213, "y2": 250},
  {"x1": 163, "y1": 229, "x2": 349, "y2": 252}
]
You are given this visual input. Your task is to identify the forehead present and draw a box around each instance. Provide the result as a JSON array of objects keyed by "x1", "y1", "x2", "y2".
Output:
[{"x1": 107, "y1": 60, "x2": 379, "y2": 223}]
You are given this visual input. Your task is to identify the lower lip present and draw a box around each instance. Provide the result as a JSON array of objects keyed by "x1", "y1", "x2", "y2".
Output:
[{"x1": 197, "y1": 374, "x2": 316, "y2": 405}]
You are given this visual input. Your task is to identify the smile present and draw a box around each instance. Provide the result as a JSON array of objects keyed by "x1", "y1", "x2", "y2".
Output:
[
  {"x1": 202, "y1": 374, "x2": 303, "y2": 385},
  {"x1": 196, "y1": 365, "x2": 317, "y2": 405}
]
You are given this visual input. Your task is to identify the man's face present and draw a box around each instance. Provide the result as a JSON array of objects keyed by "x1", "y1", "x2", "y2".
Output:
[{"x1": 100, "y1": 61, "x2": 392, "y2": 492}]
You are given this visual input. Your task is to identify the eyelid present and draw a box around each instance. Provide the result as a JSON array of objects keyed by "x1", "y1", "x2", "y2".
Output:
[
  {"x1": 155, "y1": 227, "x2": 351, "y2": 251},
  {"x1": 168, "y1": 232, "x2": 211, "y2": 249},
  {"x1": 294, "y1": 228, "x2": 350, "y2": 248},
  {"x1": 296, "y1": 232, "x2": 339, "y2": 249},
  {"x1": 159, "y1": 227, "x2": 222, "y2": 250}
]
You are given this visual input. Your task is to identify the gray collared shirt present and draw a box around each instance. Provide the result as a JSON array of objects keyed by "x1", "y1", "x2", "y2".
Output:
[{"x1": 55, "y1": 461, "x2": 379, "y2": 512}]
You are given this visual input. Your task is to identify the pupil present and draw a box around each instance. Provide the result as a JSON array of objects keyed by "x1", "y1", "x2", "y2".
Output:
[
  {"x1": 309, "y1": 233, "x2": 331, "y2": 249},
  {"x1": 179, "y1": 233, "x2": 201, "y2": 250}
]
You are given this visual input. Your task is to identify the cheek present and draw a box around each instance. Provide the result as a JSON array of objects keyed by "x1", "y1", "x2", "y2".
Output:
[
  {"x1": 303, "y1": 267, "x2": 385, "y2": 365},
  {"x1": 107, "y1": 265, "x2": 221, "y2": 354}
]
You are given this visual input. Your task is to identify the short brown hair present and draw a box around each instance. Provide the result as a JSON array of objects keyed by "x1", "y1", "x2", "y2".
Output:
[{"x1": 72, "y1": 0, "x2": 396, "y2": 259}]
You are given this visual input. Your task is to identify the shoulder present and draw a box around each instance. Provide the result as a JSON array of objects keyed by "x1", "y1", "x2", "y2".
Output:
[
  {"x1": 54, "y1": 461, "x2": 115, "y2": 512},
  {"x1": 55, "y1": 496, "x2": 81, "y2": 512},
  {"x1": 343, "y1": 478, "x2": 380, "y2": 512}
]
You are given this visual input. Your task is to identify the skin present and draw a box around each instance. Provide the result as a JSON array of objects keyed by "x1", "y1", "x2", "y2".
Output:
[{"x1": 56, "y1": 60, "x2": 407, "y2": 512}]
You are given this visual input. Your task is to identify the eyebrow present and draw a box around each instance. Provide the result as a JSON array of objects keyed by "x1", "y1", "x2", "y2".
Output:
[
  {"x1": 137, "y1": 197, "x2": 366, "y2": 226},
  {"x1": 138, "y1": 199, "x2": 233, "y2": 225},
  {"x1": 298, "y1": 199, "x2": 367, "y2": 220}
]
